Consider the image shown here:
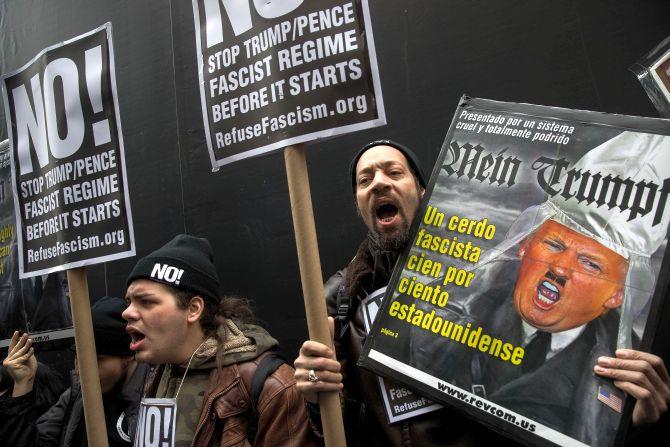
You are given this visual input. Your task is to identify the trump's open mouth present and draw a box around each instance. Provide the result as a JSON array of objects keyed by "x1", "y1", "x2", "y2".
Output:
[{"x1": 534, "y1": 280, "x2": 560, "y2": 310}]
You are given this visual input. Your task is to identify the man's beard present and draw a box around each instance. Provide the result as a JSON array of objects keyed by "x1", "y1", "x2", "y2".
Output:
[{"x1": 368, "y1": 223, "x2": 411, "y2": 252}]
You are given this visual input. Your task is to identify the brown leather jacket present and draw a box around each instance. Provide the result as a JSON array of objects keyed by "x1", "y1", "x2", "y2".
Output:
[{"x1": 145, "y1": 352, "x2": 317, "y2": 447}]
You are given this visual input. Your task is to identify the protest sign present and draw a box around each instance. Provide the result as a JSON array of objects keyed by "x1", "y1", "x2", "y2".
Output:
[
  {"x1": 1, "y1": 23, "x2": 135, "y2": 278},
  {"x1": 1, "y1": 24, "x2": 136, "y2": 447},
  {"x1": 192, "y1": 0, "x2": 386, "y2": 168},
  {"x1": 134, "y1": 399, "x2": 177, "y2": 447},
  {"x1": 359, "y1": 97, "x2": 670, "y2": 447}
]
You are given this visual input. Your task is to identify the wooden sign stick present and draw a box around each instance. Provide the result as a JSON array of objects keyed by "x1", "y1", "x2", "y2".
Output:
[
  {"x1": 67, "y1": 267, "x2": 109, "y2": 447},
  {"x1": 284, "y1": 144, "x2": 347, "y2": 447}
]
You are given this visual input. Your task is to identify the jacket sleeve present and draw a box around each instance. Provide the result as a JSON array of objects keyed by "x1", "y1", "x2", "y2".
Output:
[
  {"x1": 0, "y1": 390, "x2": 40, "y2": 447},
  {"x1": 0, "y1": 386, "x2": 71, "y2": 447},
  {"x1": 324, "y1": 269, "x2": 349, "y2": 378},
  {"x1": 253, "y1": 363, "x2": 319, "y2": 447},
  {"x1": 35, "y1": 388, "x2": 73, "y2": 446}
]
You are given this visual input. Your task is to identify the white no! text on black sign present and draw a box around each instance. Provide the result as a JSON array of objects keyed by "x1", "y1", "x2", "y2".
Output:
[
  {"x1": 192, "y1": 0, "x2": 386, "y2": 169},
  {"x1": 134, "y1": 398, "x2": 177, "y2": 447},
  {"x1": 1, "y1": 23, "x2": 135, "y2": 278}
]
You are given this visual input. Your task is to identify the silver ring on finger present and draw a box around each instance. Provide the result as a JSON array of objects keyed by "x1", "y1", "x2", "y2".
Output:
[{"x1": 307, "y1": 369, "x2": 320, "y2": 383}]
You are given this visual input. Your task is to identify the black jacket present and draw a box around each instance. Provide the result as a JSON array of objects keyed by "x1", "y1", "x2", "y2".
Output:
[
  {"x1": 0, "y1": 363, "x2": 148, "y2": 447},
  {"x1": 324, "y1": 237, "x2": 510, "y2": 447}
]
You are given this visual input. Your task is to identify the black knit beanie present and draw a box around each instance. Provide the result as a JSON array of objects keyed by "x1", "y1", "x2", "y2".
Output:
[
  {"x1": 349, "y1": 140, "x2": 427, "y2": 194},
  {"x1": 91, "y1": 296, "x2": 133, "y2": 357},
  {"x1": 127, "y1": 234, "x2": 220, "y2": 302}
]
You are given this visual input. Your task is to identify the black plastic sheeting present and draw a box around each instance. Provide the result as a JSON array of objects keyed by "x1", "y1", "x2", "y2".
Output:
[{"x1": 1, "y1": 4, "x2": 669, "y2": 439}]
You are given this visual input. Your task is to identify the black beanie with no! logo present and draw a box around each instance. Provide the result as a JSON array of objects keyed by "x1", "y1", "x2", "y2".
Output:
[{"x1": 126, "y1": 234, "x2": 220, "y2": 302}]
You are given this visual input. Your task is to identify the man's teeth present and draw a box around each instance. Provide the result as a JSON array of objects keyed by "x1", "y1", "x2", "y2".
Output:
[
  {"x1": 537, "y1": 291, "x2": 555, "y2": 305},
  {"x1": 542, "y1": 281, "x2": 558, "y2": 293},
  {"x1": 537, "y1": 281, "x2": 559, "y2": 305}
]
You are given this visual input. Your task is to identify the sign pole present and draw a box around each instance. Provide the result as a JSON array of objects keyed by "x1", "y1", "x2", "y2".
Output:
[
  {"x1": 284, "y1": 144, "x2": 346, "y2": 447},
  {"x1": 67, "y1": 266, "x2": 109, "y2": 447}
]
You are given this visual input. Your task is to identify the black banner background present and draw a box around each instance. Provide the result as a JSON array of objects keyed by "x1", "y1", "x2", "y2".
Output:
[{"x1": 1, "y1": 3, "x2": 669, "y2": 442}]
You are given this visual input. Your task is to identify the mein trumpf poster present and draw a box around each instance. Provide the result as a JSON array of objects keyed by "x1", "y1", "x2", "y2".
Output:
[{"x1": 359, "y1": 96, "x2": 670, "y2": 447}]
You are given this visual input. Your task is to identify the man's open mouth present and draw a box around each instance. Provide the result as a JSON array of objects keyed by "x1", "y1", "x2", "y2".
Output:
[
  {"x1": 127, "y1": 327, "x2": 146, "y2": 350},
  {"x1": 533, "y1": 280, "x2": 560, "y2": 310},
  {"x1": 375, "y1": 203, "x2": 399, "y2": 224}
]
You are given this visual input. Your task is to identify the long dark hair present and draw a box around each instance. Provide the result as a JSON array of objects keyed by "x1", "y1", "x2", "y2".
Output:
[{"x1": 171, "y1": 287, "x2": 255, "y2": 337}]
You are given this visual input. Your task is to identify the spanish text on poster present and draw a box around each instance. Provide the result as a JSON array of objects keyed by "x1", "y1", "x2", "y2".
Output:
[
  {"x1": 192, "y1": 0, "x2": 386, "y2": 168},
  {"x1": 0, "y1": 144, "x2": 12, "y2": 284},
  {"x1": 1, "y1": 23, "x2": 135, "y2": 278},
  {"x1": 359, "y1": 97, "x2": 670, "y2": 447},
  {"x1": 0, "y1": 144, "x2": 21, "y2": 341}
]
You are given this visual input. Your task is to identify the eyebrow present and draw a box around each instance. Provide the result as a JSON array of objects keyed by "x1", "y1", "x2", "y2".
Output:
[
  {"x1": 126, "y1": 291, "x2": 152, "y2": 300},
  {"x1": 542, "y1": 234, "x2": 566, "y2": 247},
  {"x1": 577, "y1": 251, "x2": 605, "y2": 265},
  {"x1": 357, "y1": 160, "x2": 406, "y2": 175},
  {"x1": 545, "y1": 232, "x2": 608, "y2": 265}
]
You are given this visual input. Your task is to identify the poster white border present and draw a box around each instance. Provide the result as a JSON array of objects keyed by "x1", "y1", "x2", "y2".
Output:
[{"x1": 368, "y1": 349, "x2": 589, "y2": 447}]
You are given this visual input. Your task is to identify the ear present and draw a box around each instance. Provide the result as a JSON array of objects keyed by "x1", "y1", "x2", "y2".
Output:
[
  {"x1": 604, "y1": 289, "x2": 624, "y2": 310},
  {"x1": 419, "y1": 186, "x2": 426, "y2": 198},
  {"x1": 186, "y1": 296, "x2": 205, "y2": 324}
]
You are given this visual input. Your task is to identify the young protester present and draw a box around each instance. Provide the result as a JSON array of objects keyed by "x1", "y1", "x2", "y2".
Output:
[
  {"x1": 292, "y1": 140, "x2": 670, "y2": 446},
  {"x1": 0, "y1": 296, "x2": 148, "y2": 447},
  {"x1": 123, "y1": 234, "x2": 316, "y2": 446}
]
